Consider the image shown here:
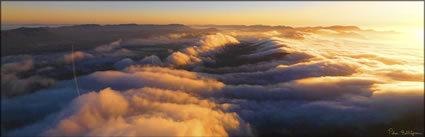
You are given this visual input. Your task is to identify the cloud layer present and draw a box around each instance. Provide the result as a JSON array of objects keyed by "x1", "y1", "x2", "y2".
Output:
[{"x1": 2, "y1": 26, "x2": 423, "y2": 136}]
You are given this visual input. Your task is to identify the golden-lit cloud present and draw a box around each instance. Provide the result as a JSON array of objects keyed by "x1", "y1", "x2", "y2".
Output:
[
  {"x1": 44, "y1": 87, "x2": 252, "y2": 136},
  {"x1": 63, "y1": 51, "x2": 94, "y2": 63}
]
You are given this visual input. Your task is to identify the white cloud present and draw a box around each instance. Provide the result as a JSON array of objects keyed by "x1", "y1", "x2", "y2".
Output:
[
  {"x1": 167, "y1": 33, "x2": 240, "y2": 67},
  {"x1": 78, "y1": 66, "x2": 224, "y2": 95},
  {"x1": 42, "y1": 87, "x2": 252, "y2": 136}
]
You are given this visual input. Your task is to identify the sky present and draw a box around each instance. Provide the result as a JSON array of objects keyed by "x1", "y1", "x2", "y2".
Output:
[{"x1": 1, "y1": 1, "x2": 424, "y2": 31}]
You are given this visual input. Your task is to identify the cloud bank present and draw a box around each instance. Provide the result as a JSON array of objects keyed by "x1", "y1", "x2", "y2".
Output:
[
  {"x1": 42, "y1": 87, "x2": 252, "y2": 136},
  {"x1": 2, "y1": 25, "x2": 423, "y2": 137}
]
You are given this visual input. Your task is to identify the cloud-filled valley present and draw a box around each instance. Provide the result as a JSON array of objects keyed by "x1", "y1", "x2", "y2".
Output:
[{"x1": 1, "y1": 24, "x2": 423, "y2": 137}]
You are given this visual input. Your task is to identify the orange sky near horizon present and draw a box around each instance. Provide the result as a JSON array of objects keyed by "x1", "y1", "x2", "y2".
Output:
[{"x1": 1, "y1": 1, "x2": 423, "y2": 31}]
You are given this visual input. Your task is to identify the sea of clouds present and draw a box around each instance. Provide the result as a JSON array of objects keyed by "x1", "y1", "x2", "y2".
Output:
[{"x1": 2, "y1": 26, "x2": 424, "y2": 136}]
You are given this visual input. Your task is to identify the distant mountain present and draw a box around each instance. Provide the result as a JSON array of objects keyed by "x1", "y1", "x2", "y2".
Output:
[
  {"x1": 325, "y1": 25, "x2": 360, "y2": 31},
  {"x1": 1, "y1": 24, "x2": 215, "y2": 56},
  {"x1": 297, "y1": 25, "x2": 361, "y2": 32},
  {"x1": 191, "y1": 24, "x2": 293, "y2": 31}
]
